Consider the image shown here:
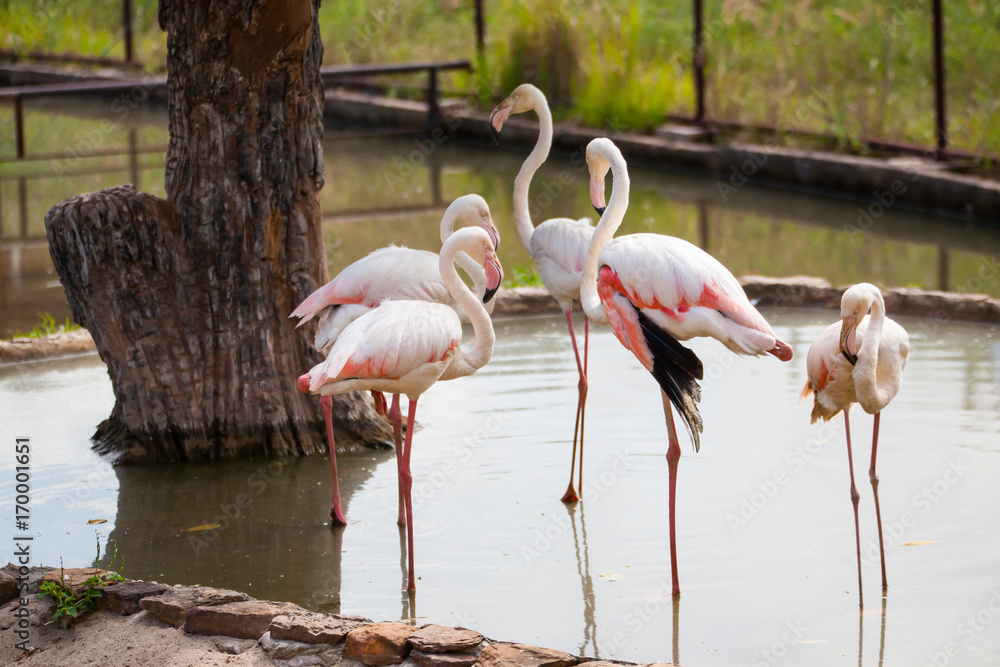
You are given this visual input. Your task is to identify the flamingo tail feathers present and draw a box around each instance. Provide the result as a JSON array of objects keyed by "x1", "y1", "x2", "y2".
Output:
[{"x1": 635, "y1": 309, "x2": 705, "y2": 452}]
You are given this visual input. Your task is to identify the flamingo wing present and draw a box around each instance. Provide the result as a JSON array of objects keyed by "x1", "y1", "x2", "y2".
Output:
[
  {"x1": 309, "y1": 301, "x2": 462, "y2": 391},
  {"x1": 599, "y1": 234, "x2": 791, "y2": 360},
  {"x1": 291, "y1": 246, "x2": 448, "y2": 325},
  {"x1": 529, "y1": 218, "x2": 594, "y2": 306}
]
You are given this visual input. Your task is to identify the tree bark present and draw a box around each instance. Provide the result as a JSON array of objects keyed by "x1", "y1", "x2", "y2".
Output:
[{"x1": 44, "y1": 0, "x2": 390, "y2": 462}]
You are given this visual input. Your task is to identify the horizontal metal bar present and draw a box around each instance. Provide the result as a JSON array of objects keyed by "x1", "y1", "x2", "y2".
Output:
[
  {"x1": 0, "y1": 77, "x2": 167, "y2": 101},
  {"x1": 320, "y1": 60, "x2": 471, "y2": 78},
  {"x1": 0, "y1": 145, "x2": 168, "y2": 164},
  {"x1": 0, "y1": 48, "x2": 141, "y2": 69}
]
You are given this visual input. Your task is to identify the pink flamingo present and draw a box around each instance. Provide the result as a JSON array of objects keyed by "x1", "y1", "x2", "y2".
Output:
[
  {"x1": 802, "y1": 283, "x2": 909, "y2": 608},
  {"x1": 290, "y1": 195, "x2": 500, "y2": 524},
  {"x1": 580, "y1": 138, "x2": 793, "y2": 596},
  {"x1": 491, "y1": 83, "x2": 595, "y2": 503},
  {"x1": 297, "y1": 226, "x2": 502, "y2": 590}
]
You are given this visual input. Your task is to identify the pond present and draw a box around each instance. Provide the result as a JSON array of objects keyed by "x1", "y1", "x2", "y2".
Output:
[
  {"x1": 2, "y1": 309, "x2": 999, "y2": 666},
  {"x1": 2, "y1": 102, "x2": 1000, "y2": 337},
  {"x1": 2, "y1": 102, "x2": 1000, "y2": 665}
]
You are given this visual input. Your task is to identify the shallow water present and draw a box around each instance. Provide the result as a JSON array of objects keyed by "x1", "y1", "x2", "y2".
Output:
[{"x1": 2, "y1": 310, "x2": 999, "y2": 665}]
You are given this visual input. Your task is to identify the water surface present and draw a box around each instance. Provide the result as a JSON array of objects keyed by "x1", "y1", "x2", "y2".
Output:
[{"x1": 2, "y1": 311, "x2": 998, "y2": 666}]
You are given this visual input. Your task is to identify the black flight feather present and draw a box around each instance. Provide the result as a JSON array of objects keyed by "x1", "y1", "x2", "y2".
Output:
[{"x1": 635, "y1": 308, "x2": 704, "y2": 452}]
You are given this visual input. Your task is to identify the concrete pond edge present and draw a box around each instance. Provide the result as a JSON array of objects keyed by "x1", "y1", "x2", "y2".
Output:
[
  {"x1": 1, "y1": 565, "x2": 674, "y2": 667},
  {"x1": 4, "y1": 280, "x2": 998, "y2": 366}
]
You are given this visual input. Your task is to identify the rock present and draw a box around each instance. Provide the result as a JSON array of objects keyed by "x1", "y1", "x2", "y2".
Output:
[
  {"x1": 94, "y1": 580, "x2": 171, "y2": 615},
  {"x1": 41, "y1": 567, "x2": 120, "y2": 592},
  {"x1": 184, "y1": 600, "x2": 302, "y2": 639},
  {"x1": 344, "y1": 621, "x2": 417, "y2": 665},
  {"x1": 410, "y1": 648, "x2": 478, "y2": 667},
  {"x1": 0, "y1": 564, "x2": 44, "y2": 596},
  {"x1": 260, "y1": 630, "x2": 345, "y2": 666},
  {"x1": 474, "y1": 643, "x2": 577, "y2": 667},
  {"x1": 212, "y1": 636, "x2": 256, "y2": 654},
  {"x1": 138, "y1": 585, "x2": 252, "y2": 627},
  {"x1": 0, "y1": 569, "x2": 19, "y2": 606},
  {"x1": 408, "y1": 625, "x2": 483, "y2": 653},
  {"x1": 269, "y1": 610, "x2": 371, "y2": 645},
  {"x1": 0, "y1": 328, "x2": 96, "y2": 363},
  {"x1": 493, "y1": 287, "x2": 561, "y2": 317}
]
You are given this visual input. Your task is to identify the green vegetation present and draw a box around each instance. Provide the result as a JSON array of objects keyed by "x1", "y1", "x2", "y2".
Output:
[
  {"x1": 10, "y1": 312, "x2": 81, "y2": 339},
  {"x1": 37, "y1": 536, "x2": 125, "y2": 626},
  {"x1": 1, "y1": 1, "x2": 998, "y2": 155}
]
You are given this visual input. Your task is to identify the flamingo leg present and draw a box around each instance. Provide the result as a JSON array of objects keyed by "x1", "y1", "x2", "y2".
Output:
[
  {"x1": 844, "y1": 410, "x2": 863, "y2": 608},
  {"x1": 869, "y1": 411, "x2": 888, "y2": 590},
  {"x1": 661, "y1": 390, "x2": 681, "y2": 597},
  {"x1": 389, "y1": 394, "x2": 405, "y2": 526},
  {"x1": 561, "y1": 311, "x2": 589, "y2": 503},
  {"x1": 371, "y1": 390, "x2": 388, "y2": 416},
  {"x1": 321, "y1": 395, "x2": 348, "y2": 525},
  {"x1": 400, "y1": 397, "x2": 419, "y2": 591}
]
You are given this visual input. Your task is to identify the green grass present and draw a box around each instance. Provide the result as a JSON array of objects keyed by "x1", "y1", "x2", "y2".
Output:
[
  {"x1": 1, "y1": 1, "x2": 999, "y2": 155},
  {"x1": 10, "y1": 312, "x2": 81, "y2": 339}
]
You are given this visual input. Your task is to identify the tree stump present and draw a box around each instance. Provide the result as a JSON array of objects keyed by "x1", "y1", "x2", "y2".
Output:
[{"x1": 44, "y1": 0, "x2": 390, "y2": 462}]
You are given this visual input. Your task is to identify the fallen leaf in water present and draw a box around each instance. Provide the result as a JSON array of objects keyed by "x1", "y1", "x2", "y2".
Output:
[
  {"x1": 598, "y1": 573, "x2": 623, "y2": 582},
  {"x1": 182, "y1": 523, "x2": 221, "y2": 532},
  {"x1": 903, "y1": 541, "x2": 935, "y2": 547},
  {"x1": 87, "y1": 519, "x2": 107, "y2": 525}
]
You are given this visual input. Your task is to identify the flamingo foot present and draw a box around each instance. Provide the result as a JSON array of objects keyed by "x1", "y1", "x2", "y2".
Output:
[
  {"x1": 371, "y1": 391, "x2": 388, "y2": 416},
  {"x1": 561, "y1": 486, "x2": 580, "y2": 503},
  {"x1": 330, "y1": 503, "x2": 347, "y2": 526}
]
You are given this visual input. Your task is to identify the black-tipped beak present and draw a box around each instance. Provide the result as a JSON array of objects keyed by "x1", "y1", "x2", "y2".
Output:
[
  {"x1": 489, "y1": 103, "x2": 512, "y2": 146},
  {"x1": 840, "y1": 318, "x2": 858, "y2": 366},
  {"x1": 483, "y1": 254, "x2": 503, "y2": 303},
  {"x1": 593, "y1": 205, "x2": 606, "y2": 216}
]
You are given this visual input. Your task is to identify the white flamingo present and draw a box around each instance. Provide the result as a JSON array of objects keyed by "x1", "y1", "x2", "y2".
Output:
[
  {"x1": 297, "y1": 226, "x2": 503, "y2": 590},
  {"x1": 802, "y1": 282, "x2": 909, "y2": 608},
  {"x1": 580, "y1": 138, "x2": 793, "y2": 596},
  {"x1": 491, "y1": 83, "x2": 595, "y2": 502},
  {"x1": 290, "y1": 195, "x2": 500, "y2": 524}
]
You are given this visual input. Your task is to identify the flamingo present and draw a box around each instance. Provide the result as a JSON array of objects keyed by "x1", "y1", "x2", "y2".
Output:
[
  {"x1": 802, "y1": 282, "x2": 909, "y2": 608},
  {"x1": 297, "y1": 226, "x2": 503, "y2": 590},
  {"x1": 290, "y1": 195, "x2": 500, "y2": 524},
  {"x1": 580, "y1": 137, "x2": 793, "y2": 596},
  {"x1": 491, "y1": 83, "x2": 595, "y2": 503}
]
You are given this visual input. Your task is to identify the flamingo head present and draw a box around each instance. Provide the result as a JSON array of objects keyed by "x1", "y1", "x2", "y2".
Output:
[
  {"x1": 839, "y1": 283, "x2": 878, "y2": 365},
  {"x1": 296, "y1": 373, "x2": 312, "y2": 393},
  {"x1": 489, "y1": 83, "x2": 541, "y2": 144},
  {"x1": 448, "y1": 226, "x2": 505, "y2": 304},
  {"x1": 586, "y1": 138, "x2": 614, "y2": 216}
]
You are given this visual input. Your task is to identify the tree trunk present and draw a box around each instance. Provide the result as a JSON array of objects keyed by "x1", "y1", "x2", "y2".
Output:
[{"x1": 44, "y1": 0, "x2": 390, "y2": 462}]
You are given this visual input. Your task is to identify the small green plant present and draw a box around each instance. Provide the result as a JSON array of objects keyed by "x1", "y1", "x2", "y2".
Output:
[
  {"x1": 510, "y1": 265, "x2": 544, "y2": 287},
  {"x1": 37, "y1": 534, "x2": 124, "y2": 626},
  {"x1": 11, "y1": 312, "x2": 80, "y2": 339}
]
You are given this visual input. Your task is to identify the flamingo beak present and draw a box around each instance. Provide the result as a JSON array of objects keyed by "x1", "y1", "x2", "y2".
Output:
[
  {"x1": 483, "y1": 252, "x2": 504, "y2": 303},
  {"x1": 485, "y1": 225, "x2": 501, "y2": 251},
  {"x1": 839, "y1": 316, "x2": 859, "y2": 366},
  {"x1": 590, "y1": 174, "x2": 607, "y2": 216},
  {"x1": 489, "y1": 101, "x2": 512, "y2": 145}
]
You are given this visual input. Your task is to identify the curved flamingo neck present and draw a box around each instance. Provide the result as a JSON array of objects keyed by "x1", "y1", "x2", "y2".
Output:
[
  {"x1": 854, "y1": 289, "x2": 892, "y2": 412},
  {"x1": 512, "y1": 91, "x2": 553, "y2": 254},
  {"x1": 439, "y1": 237, "x2": 495, "y2": 377},
  {"x1": 581, "y1": 150, "x2": 630, "y2": 325}
]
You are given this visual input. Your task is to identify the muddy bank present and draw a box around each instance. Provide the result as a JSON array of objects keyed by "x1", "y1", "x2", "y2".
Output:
[
  {"x1": 3, "y1": 281, "x2": 998, "y2": 366},
  {"x1": 0, "y1": 565, "x2": 675, "y2": 667}
]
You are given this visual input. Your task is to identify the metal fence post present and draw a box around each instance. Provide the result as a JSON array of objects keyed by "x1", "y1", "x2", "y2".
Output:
[
  {"x1": 427, "y1": 67, "x2": 441, "y2": 134},
  {"x1": 693, "y1": 0, "x2": 706, "y2": 123},
  {"x1": 123, "y1": 0, "x2": 135, "y2": 64},
  {"x1": 932, "y1": 0, "x2": 947, "y2": 156}
]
